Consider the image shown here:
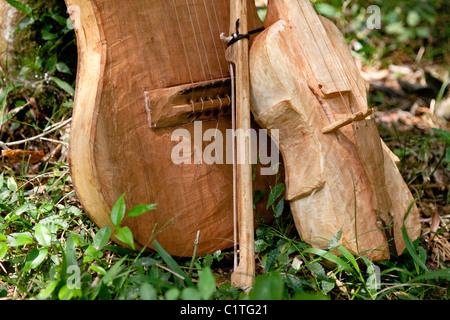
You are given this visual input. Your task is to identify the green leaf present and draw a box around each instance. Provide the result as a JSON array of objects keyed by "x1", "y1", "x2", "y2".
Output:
[
  {"x1": 128, "y1": 204, "x2": 157, "y2": 218},
  {"x1": 304, "y1": 247, "x2": 353, "y2": 274},
  {"x1": 386, "y1": 22, "x2": 406, "y2": 35},
  {"x1": 153, "y1": 240, "x2": 194, "y2": 287},
  {"x1": 101, "y1": 256, "x2": 127, "y2": 286},
  {"x1": 0, "y1": 242, "x2": 8, "y2": 260},
  {"x1": 165, "y1": 288, "x2": 180, "y2": 300},
  {"x1": 328, "y1": 229, "x2": 343, "y2": 250},
  {"x1": 5, "y1": 0, "x2": 33, "y2": 17},
  {"x1": 24, "y1": 248, "x2": 48, "y2": 272},
  {"x1": 249, "y1": 273, "x2": 284, "y2": 300},
  {"x1": 41, "y1": 25, "x2": 58, "y2": 40},
  {"x1": 181, "y1": 287, "x2": 201, "y2": 300},
  {"x1": 7, "y1": 177, "x2": 18, "y2": 192},
  {"x1": 254, "y1": 239, "x2": 269, "y2": 253},
  {"x1": 407, "y1": 11, "x2": 421, "y2": 27},
  {"x1": 361, "y1": 256, "x2": 379, "y2": 296},
  {"x1": 273, "y1": 197, "x2": 284, "y2": 218},
  {"x1": 432, "y1": 128, "x2": 450, "y2": 144},
  {"x1": 56, "y1": 62, "x2": 71, "y2": 74},
  {"x1": 140, "y1": 283, "x2": 157, "y2": 300},
  {"x1": 93, "y1": 226, "x2": 111, "y2": 251},
  {"x1": 38, "y1": 280, "x2": 59, "y2": 299},
  {"x1": 267, "y1": 183, "x2": 285, "y2": 209},
  {"x1": 115, "y1": 226, "x2": 135, "y2": 250},
  {"x1": 315, "y1": 3, "x2": 338, "y2": 18},
  {"x1": 110, "y1": 193, "x2": 126, "y2": 227},
  {"x1": 402, "y1": 224, "x2": 428, "y2": 273},
  {"x1": 198, "y1": 267, "x2": 216, "y2": 300},
  {"x1": 8, "y1": 233, "x2": 34, "y2": 247},
  {"x1": 408, "y1": 269, "x2": 450, "y2": 283},
  {"x1": 50, "y1": 77, "x2": 75, "y2": 96},
  {"x1": 89, "y1": 265, "x2": 107, "y2": 276},
  {"x1": 337, "y1": 245, "x2": 360, "y2": 274},
  {"x1": 63, "y1": 234, "x2": 78, "y2": 269},
  {"x1": 83, "y1": 245, "x2": 103, "y2": 263},
  {"x1": 35, "y1": 224, "x2": 52, "y2": 247}
]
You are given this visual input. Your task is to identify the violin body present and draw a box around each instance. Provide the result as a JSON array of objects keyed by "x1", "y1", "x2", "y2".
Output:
[
  {"x1": 250, "y1": 0, "x2": 420, "y2": 260},
  {"x1": 66, "y1": 0, "x2": 274, "y2": 257}
]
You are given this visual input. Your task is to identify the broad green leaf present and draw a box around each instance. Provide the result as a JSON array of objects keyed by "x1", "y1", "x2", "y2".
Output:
[
  {"x1": 0, "y1": 242, "x2": 8, "y2": 260},
  {"x1": 315, "y1": 3, "x2": 338, "y2": 18},
  {"x1": 386, "y1": 22, "x2": 406, "y2": 35},
  {"x1": 7, "y1": 177, "x2": 18, "y2": 192},
  {"x1": 321, "y1": 280, "x2": 335, "y2": 295},
  {"x1": 24, "y1": 248, "x2": 48, "y2": 272},
  {"x1": 361, "y1": 256, "x2": 379, "y2": 296},
  {"x1": 35, "y1": 223, "x2": 52, "y2": 247},
  {"x1": 153, "y1": 240, "x2": 194, "y2": 287},
  {"x1": 198, "y1": 267, "x2": 216, "y2": 300},
  {"x1": 140, "y1": 283, "x2": 157, "y2": 300},
  {"x1": 8, "y1": 233, "x2": 34, "y2": 247},
  {"x1": 249, "y1": 273, "x2": 284, "y2": 300},
  {"x1": 93, "y1": 226, "x2": 111, "y2": 251},
  {"x1": 58, "y1": 284, "x2": 74, "y2": 300},
  {"x1": 64, "y1": 234, "x2": 78, "y2": 269},
  {"x1": 267, "y1": 183, "x2": 285, "y2": 209},
  {"x1": 89, "y1": 265, "x2": 107, "y2": 276},
  {"x1": 181, "y1": 287, "x2": 201, "y2": 300},
  {"x1": 273, "y1": 197, "x2": 284, "y2": 218},
  {"x1": 83, "y1": 245, "x2": 103, "y2": 263},
  {"x1": 407, "y1": 11, "x2": 421, "y2": 27},
  {"x1": 128, "y1": 204, "x2": 157, "y2": 218},
  {"x1": 254, "y1": 239, "x2": 269, "y2": 253},
  {"x1": 50, "y1": 77, "x2": 75, "y2": 96},
  {"x1": 110, "y1": 193, "x2": 126, "y2": 227},
  {"x1": 328, "y1": 229, "x2": 343, "y2": 250},
  {"x1": 115, "y1": 226, "x2": 135, "y2": 250},
  {"x1": 56, "y1": 62, "x2": 71, "y2": 74},
  {"x1": 38, "y1": 280, "x2": 59, "y2": 299},
  {"x1": 5, "y1": 0, "x2": 33, "y2": 17},
  {"x1": 165, "y1": 288, "x2": 180, "y2": 300}
]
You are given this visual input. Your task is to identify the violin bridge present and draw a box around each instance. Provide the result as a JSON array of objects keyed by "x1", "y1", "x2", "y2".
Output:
[{"x1": 144, "y1": 78, "x2": 232, "y2": 129}]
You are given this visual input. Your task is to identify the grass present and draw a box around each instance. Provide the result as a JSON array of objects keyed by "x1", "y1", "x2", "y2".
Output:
[{"x1": 0, "y1": 0, "x2": 449, "y2": 301}]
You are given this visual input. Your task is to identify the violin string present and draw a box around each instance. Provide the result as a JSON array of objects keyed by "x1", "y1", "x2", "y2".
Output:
[
  {"x1": 203, "y1": 0, "x2": 223, "y2": 79},
  {"x1": 303, "y1": 0, "x2": 367, "y2": 115},
  {"x1": 295, "y1": 0, "x2": 353, "y2": 114},
  {"x1": 203, "y1": 0, "x2": 226, "y2": 123},
  {"x1": 185, "y1": 0, "x2": 208, "y2": 82},
  {"x1": 309, "y1": 1, "x2": 370, "y2": 113},
  {"x1": 212, "y1": 0, "x2": 237, "y2": 269},
  {"x1": 170, "y1": 0, "x2": 194, "y2": 84},
  {"x1": 193, "y1": 0, "x2": 213, "y2": 80}
]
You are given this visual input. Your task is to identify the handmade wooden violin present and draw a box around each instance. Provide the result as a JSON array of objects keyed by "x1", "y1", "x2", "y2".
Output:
[
  {"x1": 249, "y1": 0, "x2": 421, "y2": 261},
  {"x1": 65, "y1": 0, "x2": 275, "y2": 258}
]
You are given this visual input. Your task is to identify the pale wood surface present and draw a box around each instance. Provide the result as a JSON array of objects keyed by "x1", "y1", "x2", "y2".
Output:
[
  {"x1": 226, "y1": 1, "x2": 255, "y2": 289},
  {"x1": 66, "y1": 0, "x2": 272, "y2": 257},
  {"x1": 250, "y1": 0, "x2": 421, "y2": 261}
]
